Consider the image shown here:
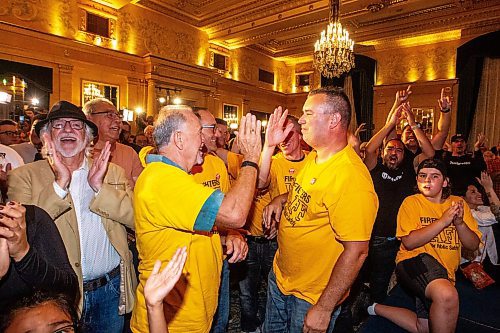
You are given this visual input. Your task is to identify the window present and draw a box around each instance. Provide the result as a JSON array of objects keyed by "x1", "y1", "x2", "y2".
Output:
[
  {"x1": 297, "y1": 74, "x2": 310, "y2": 87},
  {"x1": 259, "y1": 69, "x2": 274, "y2": 84},
  {"x1": 212, "y1": 53, "x2": 227, "y2": 71},
  {"x1": 86, "y1": 12, "x2": 109, "y2": 38}
]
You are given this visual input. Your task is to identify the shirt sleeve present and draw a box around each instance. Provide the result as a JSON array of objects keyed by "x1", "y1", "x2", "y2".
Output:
[{"x1": 396, "y1": 197, "x2": 419, "y2": 238}]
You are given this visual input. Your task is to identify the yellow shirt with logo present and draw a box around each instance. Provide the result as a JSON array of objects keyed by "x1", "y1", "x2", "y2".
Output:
[
  {"x1": 192, "y1": 153, "x2": 230, "y2": 193},
  {"x1": 269, "y1": 151, "x2": 309, "y2": 200},
  {"x1": 396, "y1": 194, "x2": 481, "y2": 282},
  {"x1": 246, "y1": 189, "x2": 272, "y2": 236},
  {"x1": 131, "y1": 155, "x2": 224, "y2": 333},
  {"x1": 274, "y1": 146, "x2": 378, "y2": 305}
]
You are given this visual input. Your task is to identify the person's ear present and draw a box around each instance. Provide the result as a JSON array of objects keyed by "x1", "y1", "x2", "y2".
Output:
[
  {"x1": 329, "y1": 113, "x2": 341, "y2": 129},
  {"x1": 173, "y1": 131, "x2": 183, "y2": 150}
]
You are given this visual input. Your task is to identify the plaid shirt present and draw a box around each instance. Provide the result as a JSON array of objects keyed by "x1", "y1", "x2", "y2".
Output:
[{"x1": 486, "y1": 158, "x2": 500, "y2": 198}]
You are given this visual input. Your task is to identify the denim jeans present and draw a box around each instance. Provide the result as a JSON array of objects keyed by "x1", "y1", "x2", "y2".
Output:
[
  {"x1": 368, "y1": 236, "x2": 400, "y2": 303},
  {"x1": 263, "y1": 269, "x2": 341, "y2": 333},
  {"x1": 80, "y1": 273, "x2": 124, "y2": 333},
  {"x1": 238, "y1": 238, "x2": 278, "y2": 332},
  {"x1": 211, "y1": 258, "x2": 230, "y2": 333}
]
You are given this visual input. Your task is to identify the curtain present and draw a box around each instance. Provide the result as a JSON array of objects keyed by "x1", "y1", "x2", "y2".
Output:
[
  {"x1": 343, "y1": 74, "x2": 358, "y2": 134},
  {"x1": 469, "y1": 57, "x2": 500, "y2": 150}
]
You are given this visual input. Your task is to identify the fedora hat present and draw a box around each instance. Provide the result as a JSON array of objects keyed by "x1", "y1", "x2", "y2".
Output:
[{"x1": 35, "y1": 100, "x2": 98, "y2": 137}]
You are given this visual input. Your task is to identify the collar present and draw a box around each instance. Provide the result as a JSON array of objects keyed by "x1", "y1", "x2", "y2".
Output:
[{"x1": 146, "y1": 154, "x2": 183, "y2": 171}]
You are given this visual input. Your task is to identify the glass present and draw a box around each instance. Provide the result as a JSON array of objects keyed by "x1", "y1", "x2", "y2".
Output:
[
  {"x1": 51, "y1": 120, "x2": 84, "y2": 130},
  {"x1": 92, "y1": 111, "x2": 123, "y2": 120},
  {"x1": 0, "y1": 130, "x2": 20, "y2": 136},
  {"x1": 202, "y1": 124, "x2": 217, "y2": 133}
]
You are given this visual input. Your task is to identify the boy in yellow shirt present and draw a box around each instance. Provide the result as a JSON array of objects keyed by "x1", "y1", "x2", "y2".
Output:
[{"x1": 369, "y1": 158, "x2": 481, "y2": 333}]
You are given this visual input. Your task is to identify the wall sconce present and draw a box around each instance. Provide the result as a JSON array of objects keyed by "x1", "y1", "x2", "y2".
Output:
[{"x1": 157, "y1": 87, "x2": 182, "y2": 105}]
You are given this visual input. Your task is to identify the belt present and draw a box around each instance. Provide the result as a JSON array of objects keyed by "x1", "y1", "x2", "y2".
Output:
[
  {"x1": 83, "y1": 265, "x2": 120, "y2": 292},
  {"x1": 247, "y1": 235, "x2": 275, "y2": 244}
]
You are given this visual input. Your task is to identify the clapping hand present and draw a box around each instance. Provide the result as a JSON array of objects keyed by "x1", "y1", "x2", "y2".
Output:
[
  {"x1": 265, "y1": 106, "x2": 294, "y2": 147},
  {"x1": 144, "y1": 247, "x2": 187, "y2": 308},
  {"x1": 43, "y1": 133, "x2": 71, "y2": 190},
  {"x1": 0, "y1": 202, "x2": 29, "y2": 262},
  {"x1": 395, "y1": 85, "x2": 412, "y2": 105},
  {"x1": 88, "y1": 141, "x2": 112, "y2": 192}
]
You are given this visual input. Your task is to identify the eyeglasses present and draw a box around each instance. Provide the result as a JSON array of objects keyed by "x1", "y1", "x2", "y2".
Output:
[
  {"x1": 0, "y1": 131, "x2": 20, "y2": 136},
  {"x1": 51, "y1": 120, "x2": 84, "y2": 130},
  {"x1": 92, "y1": 111, "x2": 123, "y2": 120},
  {"x1": 202, "y1": 124, "x2": 217, "y2": 134}
]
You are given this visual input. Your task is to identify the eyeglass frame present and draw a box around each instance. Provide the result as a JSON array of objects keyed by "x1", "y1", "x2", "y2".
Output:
[
  {"x1": 92, "y1": 111, "x2": 123, "y2": 120},
  {"x1": 50, "y1": 119, "x2": 85, "y2": 130},
  {"x1": 201, "y1": 124, "x2": 217, "y2": 134},
  {"x1": 0, "y1": 130, "x2": 21, "y2": 136}
]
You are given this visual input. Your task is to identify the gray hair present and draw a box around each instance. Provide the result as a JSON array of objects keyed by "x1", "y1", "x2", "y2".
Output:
[
  {"x1": 82, "y1": 98, "x2": 115, "y2": 115},
  {"x1": 154, "y1": 105, "x2": 192, "y2": 148},
  {"x1": 39, "y1": 121, "x2": 94, "y2": 157}
]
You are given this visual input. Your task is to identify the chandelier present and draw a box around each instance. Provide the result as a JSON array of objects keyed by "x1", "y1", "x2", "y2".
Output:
[{"x1": 313, "y1": 0, "x2": 355, "y2": 78}]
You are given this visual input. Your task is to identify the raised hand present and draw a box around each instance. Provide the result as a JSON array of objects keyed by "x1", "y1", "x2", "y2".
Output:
[
  {"x1": 144, "y1": 247, "x2": 187, "y2": 307},
  {"x1": 354, "y1": 123, "x2": 366, "y2": 138},
  {"x1": 476, "y1": 171, "x2": 493, "y2": 191},
  {"x1": 474, "y1": 133, "x2": 486, "y2": 151},
  {"x1": 265, "y1": 106, "x2": 294, "y2": 147},
  {"x1": 43, "y1": 133, "x2": 71, "y2": 190},
  {"x1": 401, "y1": 102, "x2": 415, "y2": 125},
  {"x1": 395, "y1": 85, "x2": 412, "y2": 105},
  {"x1": 388, "y1": 104, "x2": 405, "y2": 126},
  {"x1": 237, "y1": 113, "x2": 262, "y2": 163},
  {"x1": 88, "y1": 141, "x2": 111, "y2": 192},
  {"x1": 0, "y1": 238, "x2": 9, "y2": 279},
  {"x1": 0, "y1": 202, "x2": 29, "y2": 262},
  {"x1": 438, "y1": 87, "x2": 452, "y2": 112}
]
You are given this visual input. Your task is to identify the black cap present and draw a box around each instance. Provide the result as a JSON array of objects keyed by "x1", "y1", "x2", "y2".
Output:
[
  {"x1": 450, "y1": 133, "x2": 465, "y2": 142},
  {"x1": 34, "y1": 101, "x2": 98, "y2": 137},
  {"x1": 417, "y1": 158, "x2": 447, "y2": 178}
]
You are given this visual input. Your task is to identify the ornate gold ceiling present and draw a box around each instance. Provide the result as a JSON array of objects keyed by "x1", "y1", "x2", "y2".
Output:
[{"x1": 136, "y1": 0, "x2": 500, "y2": 64}]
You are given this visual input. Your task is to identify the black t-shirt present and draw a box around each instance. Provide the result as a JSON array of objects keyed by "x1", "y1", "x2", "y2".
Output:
[
  {"x1": 370, "y1": 161, "x2": 416, "y2": 237},
  {"x1": 440, "y1": 151, "x2": 487, "y2": 195},
  {"x1": 0, "y1": 205, "x2": 78, "y2": 309}
]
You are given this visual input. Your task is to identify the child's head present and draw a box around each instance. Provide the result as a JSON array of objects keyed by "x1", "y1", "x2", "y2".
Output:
[
  {"x1": 0, "y1": 291, "x2": 78, "y2": 333},
  {"x1": 416, "y1": 158, "x2": 450, "y2": 200}
]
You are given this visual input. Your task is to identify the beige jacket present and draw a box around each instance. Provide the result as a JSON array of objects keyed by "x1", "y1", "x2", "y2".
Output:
[{"x1": 8, "y1": 159, "x2": 137, "y2": 314}]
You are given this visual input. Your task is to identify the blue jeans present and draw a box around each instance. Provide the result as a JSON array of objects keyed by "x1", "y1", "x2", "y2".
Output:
[
  {"x1": 263, "y1": 269, "x2": 341, "y2": 333},
  {"x1": 368, "y1": 236, "x2": 400, "y2": 303},
  {"x1": 81, "y1": 273, "x2": 124, "y2": 333},
  {"x1": 239, "y1": 238, "x2": 278, "y2": 332},
  {"x1": 211, "y1": 259, "x2": 230, "y2": 333}
]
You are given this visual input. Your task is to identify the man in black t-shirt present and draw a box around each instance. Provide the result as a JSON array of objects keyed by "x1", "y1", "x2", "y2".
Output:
[
  {"x1": 364, "y1": 103, "x2": 432, "y2": 303},
  {"x1": 441, "y1": 133, "x2": 487, "y2": 196}
]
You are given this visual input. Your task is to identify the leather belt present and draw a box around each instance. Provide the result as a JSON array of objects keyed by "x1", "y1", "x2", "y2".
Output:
[{"x1": 83, "y1": 265, "x2": 120, "y2": 292}]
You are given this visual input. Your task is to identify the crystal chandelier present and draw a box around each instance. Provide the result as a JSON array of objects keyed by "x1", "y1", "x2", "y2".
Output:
[{"x1": 313, "y1": 0, "x2": 355, "y2": 78}]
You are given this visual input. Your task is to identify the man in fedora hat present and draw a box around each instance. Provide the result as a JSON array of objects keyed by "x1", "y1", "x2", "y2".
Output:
[{"x1": 7, "y1": 100, "x2": 136, "y2": 333}]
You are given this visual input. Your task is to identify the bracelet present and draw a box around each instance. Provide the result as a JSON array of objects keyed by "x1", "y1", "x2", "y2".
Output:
[
  {"x1": 411, "y1": 123, "x2": 420, "y2": 130},
  {"x1": 241, "y1": 160, "x2": 259, "y2": 170},
  {"x1": 440, "y1": 108, "x2": 451, "y2": 113}
]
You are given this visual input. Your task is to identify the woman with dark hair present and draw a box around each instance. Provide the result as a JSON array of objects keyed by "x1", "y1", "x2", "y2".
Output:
[
  {"x1": 0, "y1": 290, "x2": 79, "y2": 333},
  {"x1": 461, "y1": 172, "x2": 499, "y2": 280},
  {"x1": 0, "y1": 202, "x2": 78, "y2": 309},
  {"x1": 367, "y1": 158, "x2": 481, "y2": 333}
]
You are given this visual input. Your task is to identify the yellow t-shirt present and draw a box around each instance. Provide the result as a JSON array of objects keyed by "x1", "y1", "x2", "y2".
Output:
[
  {"x1": 227, "y1": 151, "x2": 243, "y2": 184},
  {"x1": 192, "y1": 153, "x2": 230, "y2": 193},
  {"x1": 246, "y1": 189, "x2": 272, "y2": 236},
  {"x1": 269, "y1": 151, "x2": 309, "y2": 199},
  {"x1": 131, "y1": 155, "x2": 224, "y2": 333},
  {"x1": 138, "y1": 145, "x2": 154, "y2": 167},
  {"x1": 274, "y1": 146, "x2": 378, "y2": 305},
  {"x1": 396, "y1": 194, "x2": 481, "y2": 282}
]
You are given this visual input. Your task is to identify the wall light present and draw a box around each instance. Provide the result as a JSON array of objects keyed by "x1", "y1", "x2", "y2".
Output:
[{"x1": 135, "y1": 107, "x2": 143, "y2": 114}]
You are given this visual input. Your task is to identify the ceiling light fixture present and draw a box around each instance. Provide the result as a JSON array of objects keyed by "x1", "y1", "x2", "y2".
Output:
[{"x1": 313, "y1": 0, "x2": 355, "y2": 78}]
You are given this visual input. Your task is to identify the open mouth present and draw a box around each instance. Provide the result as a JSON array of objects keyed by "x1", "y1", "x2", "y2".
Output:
[{"x1": 60, "y1": 137, "x2": 77, "y2": 142}]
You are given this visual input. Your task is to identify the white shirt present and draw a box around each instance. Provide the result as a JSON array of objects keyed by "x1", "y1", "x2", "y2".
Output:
[
  {"x1": 53, "y1": 158, "x2": 121, "y2": 280},
  {"x1": 0, "y1": 144, "x2": 24, "y2": 170}
]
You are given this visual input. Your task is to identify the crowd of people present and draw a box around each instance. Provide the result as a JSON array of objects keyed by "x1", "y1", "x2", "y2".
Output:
[{"x1": 0, "y1": 85, "x2": 498, "y2": 333}]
